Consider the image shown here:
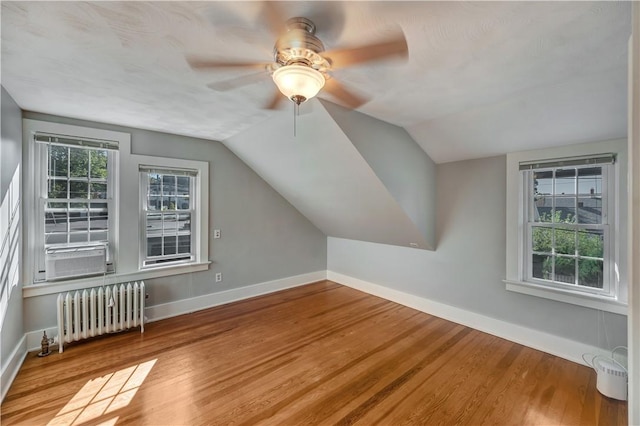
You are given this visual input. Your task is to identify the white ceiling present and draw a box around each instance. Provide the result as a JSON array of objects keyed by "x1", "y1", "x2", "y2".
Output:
[{"x1": 1, "y1": 1, "x2": 631, "y2": 163}]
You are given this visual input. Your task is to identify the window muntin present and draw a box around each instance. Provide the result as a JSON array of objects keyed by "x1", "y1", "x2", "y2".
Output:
[
  {"x1": 525, "y1": 163, "x2": 613, "y2": 295},
  {"x1": 141, "y1": 169, "x2": 196, "y2": 267}
]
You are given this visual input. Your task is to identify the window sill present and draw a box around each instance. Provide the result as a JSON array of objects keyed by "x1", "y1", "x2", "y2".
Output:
[
  {"x1": 504, "y1": 279, "x2": 627, "y2": 315},
  {"x1": 23, "y1": 261, "x2": 211, "y2": 298}
]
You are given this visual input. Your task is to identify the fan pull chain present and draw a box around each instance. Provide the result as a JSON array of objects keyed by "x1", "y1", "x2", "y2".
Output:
[{"x1": 293, "y1": 102, "x2": 299, "y2": 137}]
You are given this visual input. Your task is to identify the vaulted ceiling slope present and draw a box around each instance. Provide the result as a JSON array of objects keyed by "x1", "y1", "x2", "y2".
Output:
[
  {"x1": 0, "y1": 2, "x2": 631, "y2": 164},
  {"x1": 225, "y1": 99, "x2": 434, "y2": 250}
]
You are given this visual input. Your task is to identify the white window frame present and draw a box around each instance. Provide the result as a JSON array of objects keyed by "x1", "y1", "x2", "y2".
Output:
[
  {"x1": 504, "y1": 139, "x2": 628, "y2": 315},
  {"x1": 139, "y1": 166, "x2": 197, "y2": 268},
  {"x1": 522, "y1": 161, "x2": 615, "y2": 297},
  {"x1": 22, "y1": 121, "x2": 210, "y2": 297},
  {"x1": 134, "y1": 155, "x2": 208, "y2": 271},
  {"x1": 39, "y1": 137, "x2": 117, "y2": 268},
  {"x1": 23, "y1": 120, "x2": 127, "y2": 284}
]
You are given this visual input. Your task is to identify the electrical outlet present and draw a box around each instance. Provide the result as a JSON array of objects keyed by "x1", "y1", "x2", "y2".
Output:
[
  {"x1": 215, "y1": 272, "x2": 222, "y2": 282},
  {"x1": 214, "y1": 229, "x2": 221, "y2": 239}
]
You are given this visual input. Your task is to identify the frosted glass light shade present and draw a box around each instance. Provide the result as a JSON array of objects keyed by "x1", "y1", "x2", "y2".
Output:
[{"x1": 272, "y1": 65, "x2": 325, "y2": 102}]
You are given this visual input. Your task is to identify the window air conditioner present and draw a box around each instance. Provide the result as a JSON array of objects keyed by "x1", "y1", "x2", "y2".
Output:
[{"x1": 45, "y1": 245, "x2": 107, "y2": 281}]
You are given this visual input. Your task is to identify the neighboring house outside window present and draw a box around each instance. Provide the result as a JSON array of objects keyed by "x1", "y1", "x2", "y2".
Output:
[{"x1": 139, "y1": 167, "x2": 197, "y2": 267}]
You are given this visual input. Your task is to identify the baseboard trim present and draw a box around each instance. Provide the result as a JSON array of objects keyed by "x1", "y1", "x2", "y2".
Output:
[
  {"x1": 327, "y1": 270, "x2": 605, "y2": 366},
  {"x1": 145, "y1": 270, "x2": 327, "y2": 323},
  {"x1": 1, "y1": 334, "x2": 27, "y2": 403},
  {"x1": 21, "y1": 271, "x2": 326, "y2": 355}
]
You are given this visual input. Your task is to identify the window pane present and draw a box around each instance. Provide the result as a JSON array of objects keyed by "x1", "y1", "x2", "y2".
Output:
[
  {"x1": 48, "y1": 145, "x2": 68, "y2": 177},
  {"x1": 148, "y1": 196, "x2": 161, "y2": 211},
  {"x1": 162, "y1": 196, "x2": 176, "y2": 211},
  {"x1": 578, "y1": 229, "x2": 604, "y2": 259},
  {"x1": 177, "y1": 177, "x2": 190, "y2": 196},
  {"x1": 48, "y1": 201, "x2": 67, "y2": 209},
  {"x1": 555, "y1": 168, "x2": 575, "y2": 195},
  {"x1": 578, "y1": 259, "x2": 604, "y2": 289},
  {"x1": 555, "y1": 228, "x2": 575, "y2": 255},
  {"x1": 177, "y1": 213, "x2": 191, "y2": 231},
  {"x1": 69, "y1": 211, "x2": 88, "y2": 231},
  {"x1": 532, "y1": 254, "x2": 552, "y2": 280},
  {"x1": 164, "y1": 236, "x2": 177, "y2": 255},
  {"x1": 163, "y1": 213, "x2": 177, "y2": 234},
  {"x1": 48, "y1": 179, "x2": 68, "y2": 199},
  {"x1": 554, "y1": 257, "x2": 575, "y2": 284},
  {"x1": 69, "y1": 233, "x2": 89, "y2": 243},
  {"x1": 147, "y1": 236, "x2": 162, "y2": 257},
  {"x1": 90, "y1": 231, "x2": 108, "y2": 242},
  {"x1": 176, "y1": 196, "x2": 190, "y2": 210},
  {"x1": 162, "y1": 175, "x2": 176, "y2": 194},
  {"x1": 178, "y1": 235, "x2": 191, "y2": 254},
  {"x1": 149, "y1": 174, "x2": 161, "y2": 195},
  {"x1": 69, "y1": 148, "x2": 89, "y2": 178},
  {"x1": 89, "y1": 150, "x2": 108, "y2": 179},
  {"x1": 554, "y1": 196, "x2": 576, "y2": 223},
  {"x1": 90, "y1": 183, "x2": 107, "y2": 199},
  {"x1": 89, "y1": 211, "x2": 108, "y2": 230},
  {"x1": 533, "y1": 197, "x2": 553, "y2": 222},
  {"x1": 69, "y1": 181, "x2": 89, "y2": 199},
  {"x1": 531, "y1": 226, "x2": 552, "y2": 253},
  {"x1": 45, "y1": 212, "x2": 68, "y2": 234},
  {"x1": 534, "y1": 171, "x2": 553, "y2": 196},
  {"x1": 578, "y1": 167, "x2": 602, "y2": 196},
  {"x1": 578, "y1": 196, "x2": 602, "y2": 224},
  {"x1": 46, "y1": 233, "x2": 67, "y2": 245},
  {"x1": 146, "y1": 213, "x2": 162, "y2": 236}
]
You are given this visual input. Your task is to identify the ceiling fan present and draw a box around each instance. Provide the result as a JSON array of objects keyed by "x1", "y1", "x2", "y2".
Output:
[{"x1": 187, "y1": 5, "x2": 408, "y2": 110}]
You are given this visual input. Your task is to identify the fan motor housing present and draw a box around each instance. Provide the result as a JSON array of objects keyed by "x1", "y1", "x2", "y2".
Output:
[{"x1": 274, "y1": 17, "x2": 330, "y2": 71}]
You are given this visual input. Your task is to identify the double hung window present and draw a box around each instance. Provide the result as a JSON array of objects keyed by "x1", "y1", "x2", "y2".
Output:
[
  {"x1": 34, "y1": 133, "x2": 118, "y2": 280},
  {"x1": 140, "y1": 167, "x2": 197, "y2": 267},
  {"x1": 521, "y1": 155, "x2": 615, "y2": 297}
]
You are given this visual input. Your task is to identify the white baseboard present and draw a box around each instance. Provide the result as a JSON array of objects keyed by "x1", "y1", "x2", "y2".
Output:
[
  {"x1": 1, "y1": 334, "x2": 27, "y2": 403},
  {"x1": 145, "y1": 270, "x2": 327, "y2": 322},
  {"x1": 327, "y1": 270, "x2": 605, "y2": 366}
]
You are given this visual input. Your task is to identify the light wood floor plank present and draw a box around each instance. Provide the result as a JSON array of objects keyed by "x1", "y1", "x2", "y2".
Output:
[{"x1": 1, "y1": 281, "x2": 627, "y2": 425}]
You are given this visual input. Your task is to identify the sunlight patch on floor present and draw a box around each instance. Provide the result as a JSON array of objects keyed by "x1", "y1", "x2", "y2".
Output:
[{"x1": 47, "y1": 359, "x2": 157, "y2": 425}]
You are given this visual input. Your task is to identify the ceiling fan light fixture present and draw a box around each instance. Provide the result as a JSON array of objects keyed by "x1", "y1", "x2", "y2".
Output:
[{"x1": 272, "y1": 64, "x2": 325, "y2": 105}]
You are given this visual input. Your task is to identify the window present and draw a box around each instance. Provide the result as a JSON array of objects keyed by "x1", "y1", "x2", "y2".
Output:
[
  {"x1": 140, "y1": 167, "x2": 197, "y2": 267},
  {"x1": 44, "y1": 141, "x2": 112, "y2": 246},
  {"x1": 505, "y1": 140, "x2": 628, "y2": 314},
  {"x1": 24, "y1": 120, "x2": 208, "y2": 294},
  {"x1": 33, "y1": 133, "x2": 118, "y2": 281},
  {"x1": 522, "y1": 156, "x2": 614, "y2": 296}
]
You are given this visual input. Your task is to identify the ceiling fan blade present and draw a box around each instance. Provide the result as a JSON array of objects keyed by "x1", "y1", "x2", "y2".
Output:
[
  {"x1": 264, "y1": 89, "x2": 286, "y2": 110},
  {"x1": 206, "y1": 72, "x2": 268, "y2": 92},
  {"x1": 322, "y1": 78, "x2": 370, "y2": 109},
  {"x1": 322, "y1": 32, "x2": 408, "y2": 69},
  {"x1": 186, "y1": 56, "x2": 271, "y2": 71}
]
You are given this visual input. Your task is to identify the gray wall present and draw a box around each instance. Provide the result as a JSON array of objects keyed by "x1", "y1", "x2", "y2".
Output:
[
  {"x1": 328, "y1": 155, "x2": 627, "y2": 349},
  {"x1": 323, "y1": 101, "x2": 437, "y2": 248},
  {"x1": 22, "y1": 111, "x2": 327, "y2": 332},
  {"x1": 1, "y1": 87, "x2": 24, "y2": 373},
  {"x1": 224, "y1": 99, "x2": 429, "y2": 250}
]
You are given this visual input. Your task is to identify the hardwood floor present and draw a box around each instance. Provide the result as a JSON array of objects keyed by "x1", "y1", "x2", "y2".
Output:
[{"x1": 1, "y1": 281, "x2": 627, "y2": 425}]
